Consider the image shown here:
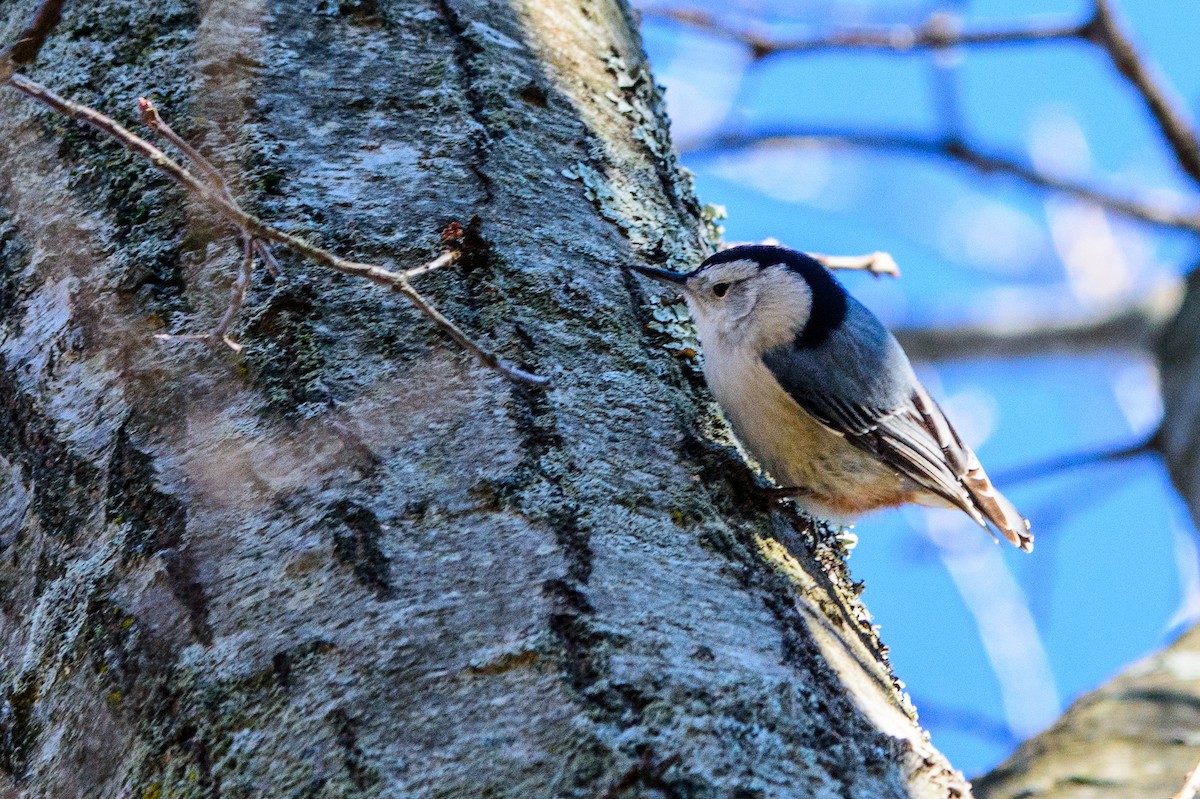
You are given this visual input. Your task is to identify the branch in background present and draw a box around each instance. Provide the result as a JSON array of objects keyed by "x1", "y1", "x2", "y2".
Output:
[
  {"x1": 657, "y1": 0, "x2": 1200, "y2": 228},
  {"x1": 893, "y1": 285, "x2": 1179, "y2": 361},
  {"x1": 1088, "y1": 0, "x2": 1200, "y2": 187},
  {"x1": 920, "y1": 509, "x2": 1061, "y2": 737},
  {"x1": 810, "y1": 251, "x2": 900, "y2": 278},
  {"x1": 642, "y1": 6, "x2": 1089, "y2": 60},
  {"x1": 994, "y1": 435, "x2": 1158, "y2": 488},
  {"x1": 1174, "y1": 757, "x2": 1200, "y2": 799},
  {"x1": 2, "y1": 73, "x2": 547, "y2": 386},
  {"x1": 906, "y1": 695, "x2": 1019, "y2": 748},
  {"x1": 684, "y1": 130, "x2": 1200, "y2": 235},
  {"x1": 725, "y1": 238, "x2": 901, "y2": 276}
]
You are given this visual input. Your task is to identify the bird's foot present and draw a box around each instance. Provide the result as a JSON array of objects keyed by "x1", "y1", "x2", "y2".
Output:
[{"x1": 760, "y1": 485, "x2": 817, "y2": 503}]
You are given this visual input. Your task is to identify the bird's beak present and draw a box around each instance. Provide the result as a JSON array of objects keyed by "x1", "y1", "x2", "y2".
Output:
[{"x1": 625, "y1": 263, "x2": 689, "y2": 285}]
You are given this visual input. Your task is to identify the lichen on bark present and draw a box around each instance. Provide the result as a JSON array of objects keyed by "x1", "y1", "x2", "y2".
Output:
[{"x1": 0, "y1": 0, "x2": 971, "y2": 796}]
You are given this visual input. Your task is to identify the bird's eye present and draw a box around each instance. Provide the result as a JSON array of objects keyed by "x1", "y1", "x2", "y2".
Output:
[{"x1": 713, "y1": 282, "x2": 730, "y2": 298}]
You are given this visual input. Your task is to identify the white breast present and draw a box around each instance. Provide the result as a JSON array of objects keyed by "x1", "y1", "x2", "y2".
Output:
[
  {"x1": 700, "y1": 334, "x2": 903, "y2": 517},
  {"x1": 702, "y1": 335, "x2": 833, "y2": 488}
]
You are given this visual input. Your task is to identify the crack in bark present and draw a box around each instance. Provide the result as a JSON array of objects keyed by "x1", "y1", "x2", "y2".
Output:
[
  {"x1": 510, "y1": 382, "x2": 591, "y2": 583},
  {"x1": 432, "y1": 0, "x2": 496, "y2": 205},
  {"x1": 326, "y1": 500, "x2": 394, "y2": 600},
  {"x1": 509, "y1": 381, "x2": 696, "y2": 793},
  {"x1": 599, "y1": 746, "x2": 684, "y2": 799},
  {"x1": 504, "y1": 382, "x2": 663, "y2": 775},
  {"x1": 106, "y1": 422, "x2": 184, "y2": 558},
  {"x1": 0, "y1": 673, "x2": 41, "y2": 776},
  {"x1": 679, "y1": 416, "x2": 911, "y2": 793},
  {"x1": 107, "y1": 422, "x2": 213, "y2": 645},
  {"x1": 328, "y1": 707, "x2": 382, "y2": 794},
  {"x1": 0, "y1": 210, "x2": 27, "y2": 322},
  {"x1": 159, "y1": 546, "x2": 213, "y2": 646},
  {"x1": 0, "y1": 358, "x2": 101, "y2": 544}
]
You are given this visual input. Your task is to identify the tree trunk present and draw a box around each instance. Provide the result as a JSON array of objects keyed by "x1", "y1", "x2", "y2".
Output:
[
  {"x1": 972, "y1": 624, "x2": 1200, "y2": 799},
  {"x1": 1160, "y1": 264, "x2": 1200, "y2": 529},
  {"x1": 0, "y1": 1, "x2": 969, "y2": 796}
]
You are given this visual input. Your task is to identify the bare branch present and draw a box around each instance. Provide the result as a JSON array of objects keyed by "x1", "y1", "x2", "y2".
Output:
[
  {"x1": 3, "y1": 73, "x2": 548, "y2": 387},
  {"x1": 683, "y1": 130, "x2": 1200, "y2": 235},
  {"x1": 137, "y1": 97, "x2": 284, "y2": 345},
  {"x1": 643, "y1": 7, "x2": 1090, "y2": 59},
  {"x1": 893, "y1": 285, "x2": 1180, "y2": 361},
  {"x1": 1174, "y1": 757, "x2": 1200, "y2": 799},
  {"x1": 810, "y1": 251, "x2": 900, "y2": 278},
  {"x1": 154, "y1": 238, "x2": 256, "y2": 352},
  {"x1": 1, "y1": 0, "x2": 65, "y2": 72},
  {"x1": 654, "y1": 0, "x2": 1200, "y2": 199},
  {"x1": 138, "y1": 97, "x2": 277, "y2": 254},
  {"x1": 996, "y1": 435, "x2": 1157, "y2": 487},
  {"x1": 254, "y1": 239, "x2": 282, "y2": 278},
  {"x1": 1087, "y1": 0, "x2": 1200, "y2": 186},
  {"x1": 404, "y1": 250, "x2": 461, "y2": 280},
  {"x1": 140, "y1": 97, "x2": 244, "y2": 204},
  {"x1": 723, "y1": 240, "x2": 900, "y2": 276},
  {"x1": 213, "y1": 237, "x2": 255, "y2": 350}
]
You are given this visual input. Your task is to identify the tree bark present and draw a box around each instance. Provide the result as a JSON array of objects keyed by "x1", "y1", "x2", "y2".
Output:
[
  {"x1": 0, "y1": 1, "x2": 969, "y2": 796},
  {"x1": 973, "y1": 624, "x2": 1200, "y2": 799},
  {"x1": 1161, "y1": 264, "x2": 1200, "y2": 529}
]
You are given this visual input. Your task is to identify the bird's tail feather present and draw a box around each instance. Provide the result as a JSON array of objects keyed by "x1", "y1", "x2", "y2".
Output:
[{"x1": 962, "y1": 454, "x2": 1033, "y2": 552}]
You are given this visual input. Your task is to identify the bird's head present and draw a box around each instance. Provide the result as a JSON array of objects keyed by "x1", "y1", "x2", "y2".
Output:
[{"x1": 627, "y1": 245, "x2": 848, "y2": 352}]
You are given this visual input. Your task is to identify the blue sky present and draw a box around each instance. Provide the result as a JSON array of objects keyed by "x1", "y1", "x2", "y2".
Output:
[{"x1": 641, "y1": 0, "x2": 1200, "y2": 776}]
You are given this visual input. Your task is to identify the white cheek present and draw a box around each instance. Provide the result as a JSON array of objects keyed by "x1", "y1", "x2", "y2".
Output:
[
  {"x1": 683, "y1": 296, "x2": 719, "y2": 343},
  {"x1": 750, "y1": 278, "x2": 812, "y2": 352}
]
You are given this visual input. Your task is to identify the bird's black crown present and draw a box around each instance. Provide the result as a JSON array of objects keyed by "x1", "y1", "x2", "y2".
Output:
[{"x1": 699, "y1": 245, "x2": 849, "y2": 348}]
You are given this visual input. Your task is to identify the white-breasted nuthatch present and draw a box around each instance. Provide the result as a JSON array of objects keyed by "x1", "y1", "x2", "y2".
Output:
[{"x1": 629, "y1": 244, "x2": 1033, "y2": 552}]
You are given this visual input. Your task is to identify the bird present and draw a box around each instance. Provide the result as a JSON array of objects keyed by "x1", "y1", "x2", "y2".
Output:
[{"x1": 627, "y1": 244, "x2": 1033, "y2": 552}]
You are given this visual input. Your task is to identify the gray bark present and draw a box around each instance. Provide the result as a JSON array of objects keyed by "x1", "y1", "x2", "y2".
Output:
[
  {"x1": 1161, "y1": 264, "x2": 1200, "y2": 527},
  {"x1": 0, "y1": 1, "x2": 969, "y2": 796}
]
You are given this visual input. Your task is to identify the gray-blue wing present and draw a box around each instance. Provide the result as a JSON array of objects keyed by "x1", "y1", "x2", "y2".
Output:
[
  {"x1": 768, "y1": 359, "x2": 976, "y2": 516},
  {"x1": 761, "y1": 301, "x2": 1032, "y2": 550},
  {"x1": 762, "y1": 301, "x2": 970, "y2": 505}
]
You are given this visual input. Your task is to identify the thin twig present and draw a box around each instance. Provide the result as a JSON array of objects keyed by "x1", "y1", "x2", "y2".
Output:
[
  {"x1": 153, "y1": 237, "x2": 254, "y2": 351},
  {"x1": 1087, "y1": 0, "x2": 1200, "y2": 187},
  {"x1": 1173, "y1": 755, "x2": 1200, "y2": 799},
  {"x1": 683, "y1": 130, "x2": 1200, "y2": 234},
  {"x1": 138, "y1": 97, "x2": 269, "y2": 345},
  {"x1": 139, "y1": 99, "x2": 231, "y2": 194},
  {"x1": 141, "y1": 97, "x2": 283, "y2": 269},
  {"x1": 138, "y1": 97, "x2": 290, "y2": 342},
  {"x1": 643, "y1": 7, "x2": 1090, "y2": 59},
  {"x1": 404, "y1": 250, "x2": 461, "y2": 279},
  {"x1": 1, "y1": 0, "x2": 65, "y2": 70},
  {"x1": 3, "y1": 73, "x2": 547, "y2": 386},
  {"x1": 255, "y1": 239, "x2": 282, "y2": 277},
  {"x1": 810, "y1": 251, "x2": 900, "y2": 278},
  {"x1": 215, "y1": 237, "x2": 255, "y2": 350}
]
